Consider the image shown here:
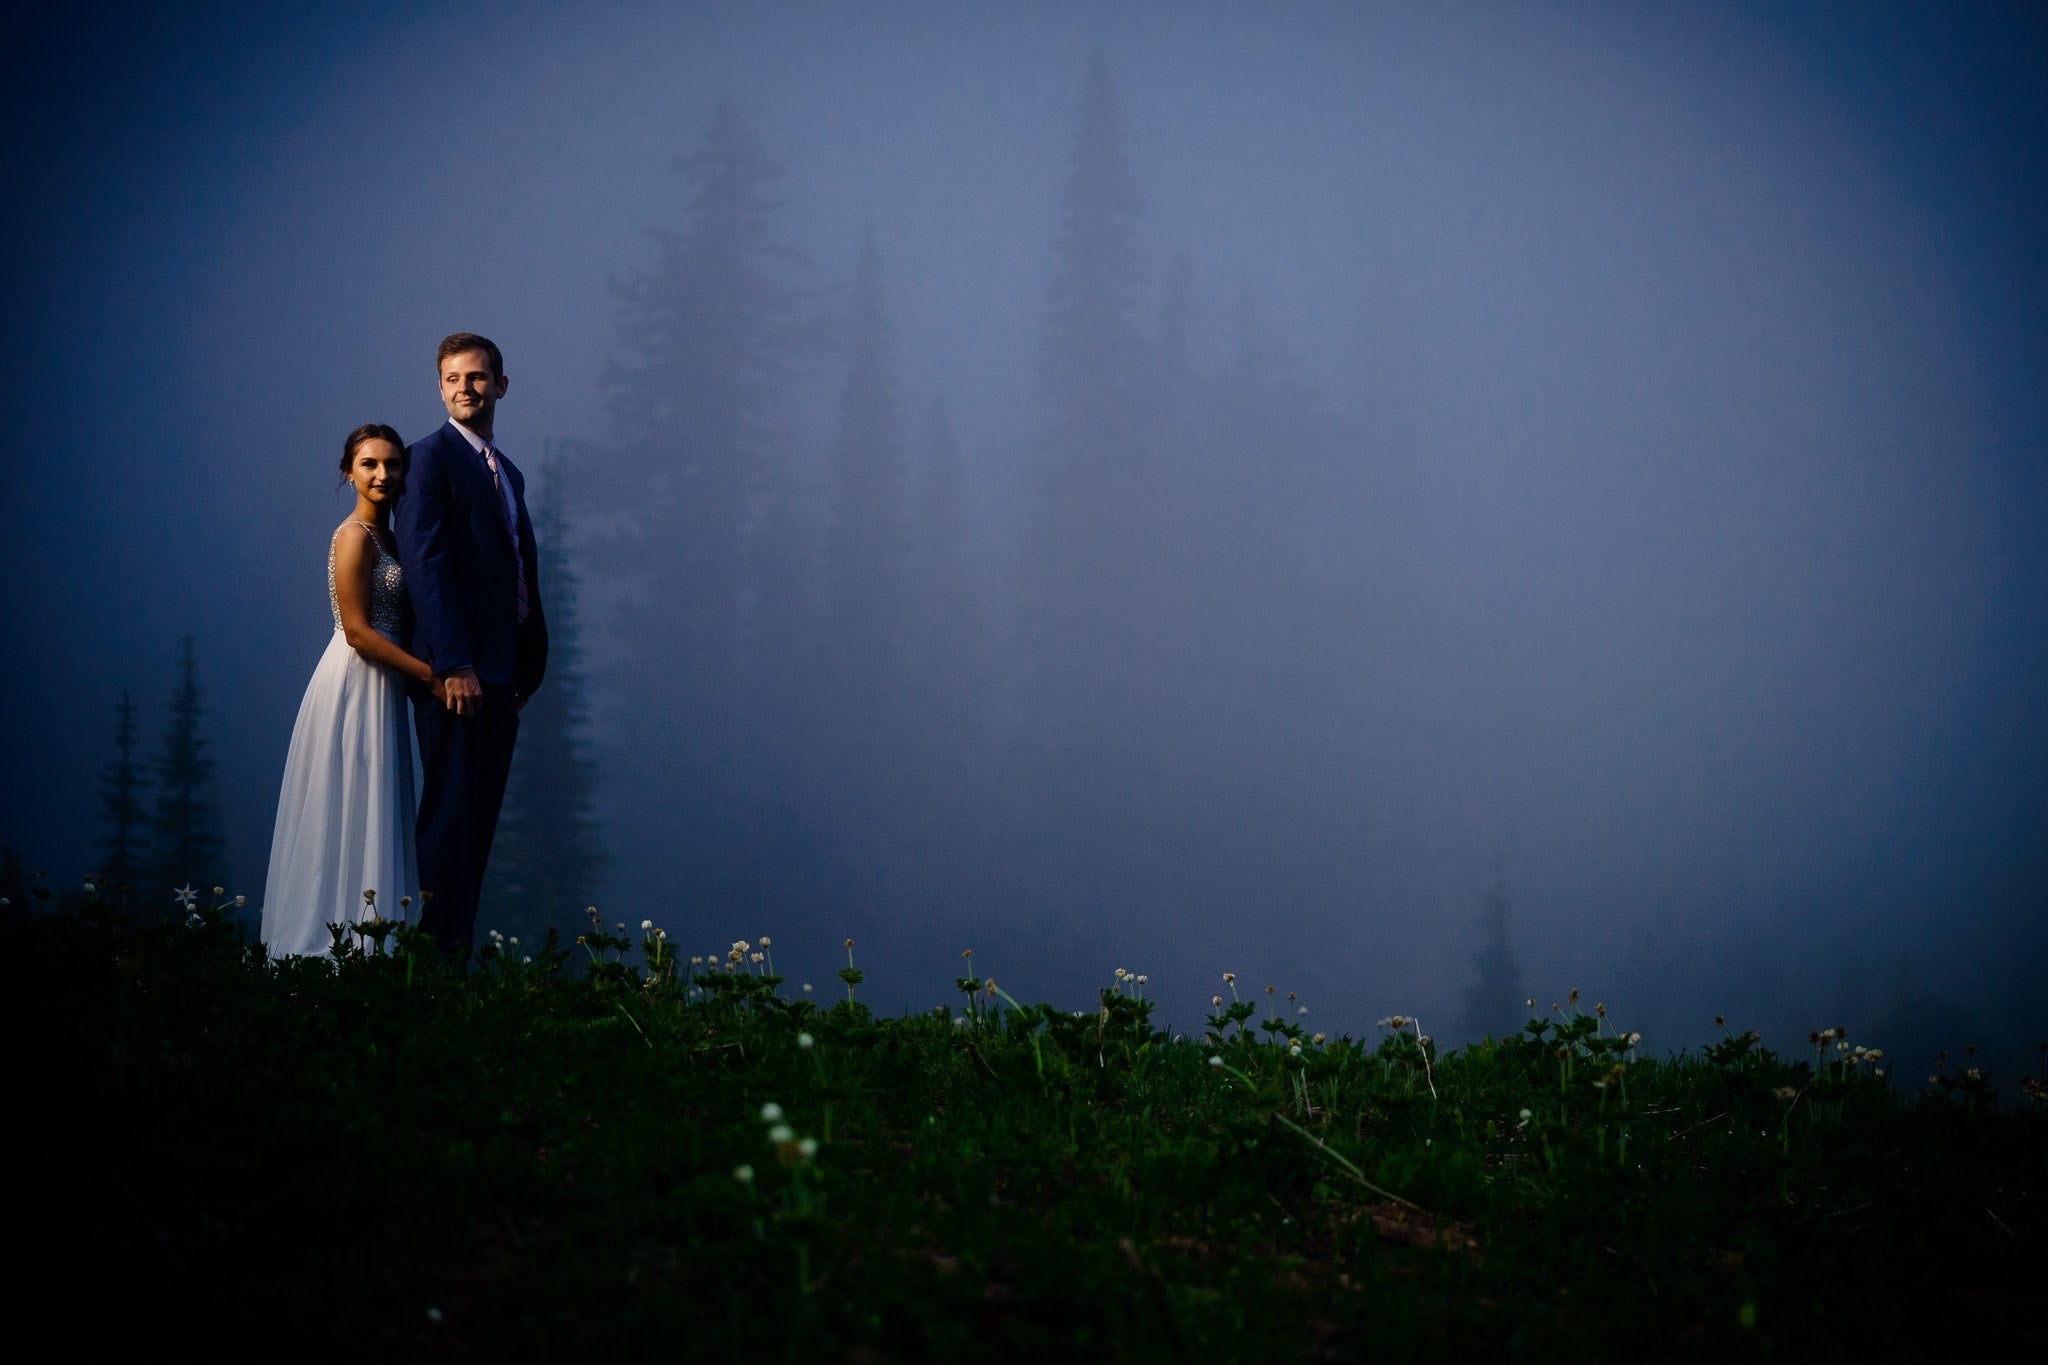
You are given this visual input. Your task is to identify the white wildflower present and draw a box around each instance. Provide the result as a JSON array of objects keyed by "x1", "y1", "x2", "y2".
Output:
[{"x1": 759, "y1": 1102, "x2": 784, "y2": 1123}]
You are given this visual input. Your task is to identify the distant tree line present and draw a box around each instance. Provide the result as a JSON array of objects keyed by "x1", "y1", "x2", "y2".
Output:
[{"x1": 573, "y1": 55, "x2": 1372, "y2": 962}]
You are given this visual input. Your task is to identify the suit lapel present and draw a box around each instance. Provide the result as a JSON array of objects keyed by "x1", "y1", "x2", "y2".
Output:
[{"x1": 443, "y1": 422, "x2": 516, "y2": 547}]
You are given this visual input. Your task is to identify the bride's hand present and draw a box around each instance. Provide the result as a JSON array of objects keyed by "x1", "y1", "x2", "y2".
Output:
[{"x1": 428, "y1": 676, "x2": 447, "y2": 702}]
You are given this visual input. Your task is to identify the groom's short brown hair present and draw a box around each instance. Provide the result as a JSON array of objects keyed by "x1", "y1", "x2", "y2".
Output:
[{"x1": 437, "y1": 332, "x2": 504, "y2": 378}]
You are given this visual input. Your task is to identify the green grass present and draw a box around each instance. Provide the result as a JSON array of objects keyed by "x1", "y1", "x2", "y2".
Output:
[{"x1": 9, "y1": 896, "x2": 2042, "y2": 1359}]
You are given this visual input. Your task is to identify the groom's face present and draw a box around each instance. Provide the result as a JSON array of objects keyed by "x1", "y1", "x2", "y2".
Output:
[{"x1": 440, "y1": 349, "x2": 508, "y2": 428}]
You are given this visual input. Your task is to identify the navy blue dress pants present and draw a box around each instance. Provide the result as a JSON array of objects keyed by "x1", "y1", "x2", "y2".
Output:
[{"x1": 413, "y1": 682, "x2": 519, "y2": 960}]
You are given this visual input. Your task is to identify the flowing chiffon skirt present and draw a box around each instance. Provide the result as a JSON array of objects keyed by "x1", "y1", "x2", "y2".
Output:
[{"x1": 259, "y1": 628, "x2": 418, "y2": 957}]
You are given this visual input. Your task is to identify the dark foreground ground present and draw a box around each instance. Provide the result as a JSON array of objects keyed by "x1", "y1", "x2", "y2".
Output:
[{"x1": 8, "y1": 898, "x2": 2044, "y2": 1359}]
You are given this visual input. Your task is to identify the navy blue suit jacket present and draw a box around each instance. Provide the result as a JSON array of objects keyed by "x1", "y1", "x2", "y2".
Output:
[{"x1": 394, "y1": 420, "x2": 547, "y2": 695}]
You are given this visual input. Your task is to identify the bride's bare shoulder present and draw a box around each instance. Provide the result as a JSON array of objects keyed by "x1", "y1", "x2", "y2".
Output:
[{"x1": 331, "y1": 518, "x2": 378, "y2": 562}]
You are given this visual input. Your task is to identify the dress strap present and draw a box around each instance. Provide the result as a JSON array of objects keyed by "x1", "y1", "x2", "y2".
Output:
[{"x1": 334, "y1": 519, "x2": 392, "y2": 552}]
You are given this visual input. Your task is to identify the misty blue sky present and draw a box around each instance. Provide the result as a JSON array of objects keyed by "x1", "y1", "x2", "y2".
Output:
[{"x1": 4, "y1": 1, "x2": 2043, "y2": 1051}]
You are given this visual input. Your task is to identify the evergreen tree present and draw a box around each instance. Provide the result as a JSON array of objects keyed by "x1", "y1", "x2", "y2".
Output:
[
  {"x1": 97, "y1": 688, "x2": 148, "y2": 900},
  {"x1": 147, "y1": 636, "x2": 226, "y2": 907},
  {"x1": 1038, "y1": 52, "x2": 1151, "y2": 475},
  {"x1": 597, "y1": 97, "x2": 825, "y2": 926},
  {"x1": 603, "y1": 97, "x2": 802, "y2": 716},
  {"x1": 901, "y1": 398, "x2": 991, "y2": 862},
  {"x1": 821, "y1": 226, "x2": 910, "y2": 821},
  {"x1": 1458, "y1": 860, "x2": 1528, "y2": 1042},
  {"x1": 1014, "y1": 53, "x2": 1175, "y2": 925},
  {"x1": 906, "y1": 398, "x2": 986, "y2": 717},
  {"x1": 1020, "y1": 52, "x2": 1158, "y2": 716},
  {"x1": 485, "y1": 446, "x2": 607, "y2": 942}
]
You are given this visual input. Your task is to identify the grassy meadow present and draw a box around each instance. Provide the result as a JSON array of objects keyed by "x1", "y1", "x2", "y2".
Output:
[{"x1": 8, "y1": 885, "x2": 2043, "y2": 1359}]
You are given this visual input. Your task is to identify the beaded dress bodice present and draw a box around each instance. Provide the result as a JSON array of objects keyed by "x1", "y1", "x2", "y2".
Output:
[{"x1": 329, "y1": 522, "x2": 406, "y2": 637}]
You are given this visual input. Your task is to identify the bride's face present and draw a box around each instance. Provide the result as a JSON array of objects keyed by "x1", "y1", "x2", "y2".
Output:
[{"x1": 349, "y1": 439, "x2": 407, "y2": 503}]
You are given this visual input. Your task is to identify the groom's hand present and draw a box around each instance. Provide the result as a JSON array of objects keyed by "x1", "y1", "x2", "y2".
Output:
[{"x1": 441, "y1": 667, "x2": 483, "y2": 717}]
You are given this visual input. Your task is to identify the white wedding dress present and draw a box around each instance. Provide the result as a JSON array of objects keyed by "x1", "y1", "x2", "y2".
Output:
[{"x1": 259, "y1": 522, "x2": 419, "y2": 958}]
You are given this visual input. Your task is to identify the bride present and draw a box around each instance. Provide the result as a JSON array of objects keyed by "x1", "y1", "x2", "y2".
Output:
[{"x1": 260, "y1": 424, "x2": 443, "y2": 957}]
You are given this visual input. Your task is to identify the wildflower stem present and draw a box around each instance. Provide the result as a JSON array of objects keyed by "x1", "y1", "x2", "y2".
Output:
[
  {"x1": 1269, "y1": 1111, "x2": 1423, "y2": 1212},
  {"x1": 614, "y1": 999, "x2": 653, "y2": 1050},
  {"x1": 1409, "y1": 1017, "x2": 1437, "y2": 1101}
]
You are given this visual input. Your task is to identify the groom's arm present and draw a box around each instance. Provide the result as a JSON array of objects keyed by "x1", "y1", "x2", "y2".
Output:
[{"x1": 393, "y1": 437, "x2": 477, "y2": 686}]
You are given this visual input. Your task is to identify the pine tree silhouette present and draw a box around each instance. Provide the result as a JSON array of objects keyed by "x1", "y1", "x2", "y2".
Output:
[
  {"x1": 147, "y1": 636, "x2": 227, "y2": 908},
  {"x1": 1015, "y1": 52, "x2": 1172, "y2": 926},
  {"x1": 1459, "y1": 858, "x2": 1528, "y2": 1043},
  {"x1": 1022, "y1": 51, "x2": 1157, "y2": 719},
  {"x1": 598, "y1": 97, "x2": 827, "y2": 929},
  {"x1": 899, "y1": 397, "x2": 991, "y2": 890},
  {"x1": 485, "y1": 447, "x2": 607, "y2": 943},
  {"x1": 97, "y1": 687, "x2": 148, "y2": 904},
  {"x1": 821, "y1": 225, "x2": 910, "y2": 831}
]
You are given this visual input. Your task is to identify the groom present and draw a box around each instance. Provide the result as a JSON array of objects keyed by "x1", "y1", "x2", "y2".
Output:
[{"x1": 394, "y1": 332, "x2": 548, "y2": 958}]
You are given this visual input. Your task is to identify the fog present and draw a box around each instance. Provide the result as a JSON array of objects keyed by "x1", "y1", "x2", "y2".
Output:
[{"x1": 5, "y1": 1, "x2": 2043, "y2": 1074}]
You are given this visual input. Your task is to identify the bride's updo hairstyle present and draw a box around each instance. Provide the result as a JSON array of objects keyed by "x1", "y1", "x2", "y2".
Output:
[{"x1": 340, "y1": 422, "x2": 406, "y2": 487}]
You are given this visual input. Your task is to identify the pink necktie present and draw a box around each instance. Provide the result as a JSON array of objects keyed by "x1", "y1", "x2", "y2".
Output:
[{"x1": 482, "y1": 444, "x2": 530, "y2": 623}]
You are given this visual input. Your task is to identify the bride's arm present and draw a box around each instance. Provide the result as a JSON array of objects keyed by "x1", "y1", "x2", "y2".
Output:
[{"x1": 335, "y1": 526, "x2": 441, "y2": 692}]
